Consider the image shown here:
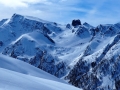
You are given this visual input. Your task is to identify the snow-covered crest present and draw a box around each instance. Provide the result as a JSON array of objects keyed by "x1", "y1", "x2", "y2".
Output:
[{"x1": 1, "y1": 13, "x2": 120, "y2": 90}]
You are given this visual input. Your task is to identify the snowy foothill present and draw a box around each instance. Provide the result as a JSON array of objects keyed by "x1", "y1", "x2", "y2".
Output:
[{"x1": 0, "y1": 54, "x2": 81, "y2": 90}]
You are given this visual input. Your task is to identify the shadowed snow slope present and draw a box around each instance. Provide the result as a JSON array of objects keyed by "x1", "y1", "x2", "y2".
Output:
[{"x1": 0, "y1": 54, "x2": 81, "y2": 90}]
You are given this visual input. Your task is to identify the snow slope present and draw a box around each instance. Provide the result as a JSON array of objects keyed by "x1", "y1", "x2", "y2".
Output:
[
  {"x1": 0, "y1": 54, "x2": 81, "y2": 90},
  {"x1": 0, "y1": 54, "x2": 63, "y2": 82}
]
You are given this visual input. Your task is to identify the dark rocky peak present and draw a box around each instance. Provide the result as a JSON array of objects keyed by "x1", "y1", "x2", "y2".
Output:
[{"x1": 72, "y1": 19, "x2": 81, "y2": 28}]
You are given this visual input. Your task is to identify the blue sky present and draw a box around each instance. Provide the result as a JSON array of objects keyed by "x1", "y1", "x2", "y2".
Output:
[{"x1": 0, "y1": 0, "x2": 120, "y2": 26}]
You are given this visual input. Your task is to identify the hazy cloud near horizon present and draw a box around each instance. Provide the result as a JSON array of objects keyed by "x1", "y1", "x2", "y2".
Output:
[{"x1": 0, "y1": 0, "x2": 120, "y2": 26}]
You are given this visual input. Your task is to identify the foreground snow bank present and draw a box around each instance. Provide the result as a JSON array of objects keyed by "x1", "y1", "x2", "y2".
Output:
[{"x1": 0, "y1": 54, "x2": 81, "y2": 90}]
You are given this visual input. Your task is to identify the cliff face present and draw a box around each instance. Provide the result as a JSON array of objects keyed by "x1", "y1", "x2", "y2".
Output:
[{"x1": 66, "y1": 24, "x2": 120, "y2": 90}]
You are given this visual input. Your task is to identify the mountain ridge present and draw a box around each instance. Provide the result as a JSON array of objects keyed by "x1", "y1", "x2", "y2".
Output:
[{"x1": 1, "y1": 13, "x2": 120, "y2": 90}]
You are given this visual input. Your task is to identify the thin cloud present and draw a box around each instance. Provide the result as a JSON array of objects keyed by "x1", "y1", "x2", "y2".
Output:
[
  {"x1": 0, "y1": 0, "x2": 51, "y2": 8},
  {"x1": 0, "y1": 0, "x2": 120, "y2": 26},
  {"x1": 0, "y1": 0, "x2": 28, "y2": 8}
]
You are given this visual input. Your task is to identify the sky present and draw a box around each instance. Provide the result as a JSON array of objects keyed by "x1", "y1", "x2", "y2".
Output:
[{"x1": 0, "y1": 0, "x2": 120, "y2": 26}]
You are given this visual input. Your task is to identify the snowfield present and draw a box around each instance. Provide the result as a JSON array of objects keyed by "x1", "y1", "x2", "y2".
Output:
[{"x1": 0, "y1": 54, "x2": 81, "y2": 90}]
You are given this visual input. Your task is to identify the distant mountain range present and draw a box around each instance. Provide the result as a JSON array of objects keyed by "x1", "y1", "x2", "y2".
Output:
[{"x1": 0, "y1": 13, "x2": 120, "y2": 90}]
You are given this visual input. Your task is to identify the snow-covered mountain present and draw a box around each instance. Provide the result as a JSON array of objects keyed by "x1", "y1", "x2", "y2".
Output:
[{"x1": 1, "y1": 13, "x2": 120, "y2": 90}]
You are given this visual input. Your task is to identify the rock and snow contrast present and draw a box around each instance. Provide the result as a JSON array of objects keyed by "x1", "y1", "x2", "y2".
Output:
[{"x1": 0, "y1": 13, "x2": 120, "y2": 90}]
